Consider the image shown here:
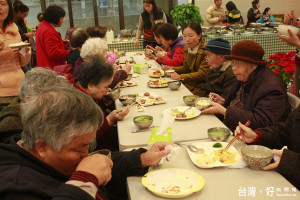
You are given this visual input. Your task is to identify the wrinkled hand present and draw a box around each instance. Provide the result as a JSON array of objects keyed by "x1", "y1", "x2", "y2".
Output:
[
  {"x1": 235, "y1": 121, "x2": 257, "y2": 143},
  {"x1": 284, "y1": 10, "x2": 297, "y2": 26},
  {"x1": 170, "y1": 72, "x2": 181, "y2": 80},
  {"x1": 146, "y1": 45, "x2": 155, "y2": 51},
  {"x1": 201, "y1": 101, "x2": 226, "y2": 115},
  {"x1": 140, "y1": 142, "x2": 171, "y2": 167},
  {"x1": 107, "y1": 105, "x2": 130, "y2": 125},
  {"x1": 262, "y1": 149, "x2": 283, "y2": 170},
  {"x1": 209, "y1": 92, "x2": 225, "y2": 105},
  {"x1": 278, "y1": 29, "x2": 300, "y2": 49},
  {"x1": 0, "y1": 40, "x2": 4, "y2": 51},
  {"x1": 156, "y1": 51, "x2": 166, "y2": 59},
  {"x1": 134, "y1": 39, "x2": 139, "y2": 47},
  {"x1": 161, "y1": 64, "x2": 171, "y2": 71},
  {"x1": 76, "y1": 154, "x2": 113, "y2": 185}
]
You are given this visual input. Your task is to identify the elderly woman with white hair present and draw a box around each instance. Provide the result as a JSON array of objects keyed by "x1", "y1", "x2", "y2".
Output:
[
  {"x1": 0, "y1": 83, "x2": 171, "y2": 199},
  {"x1": 73, "y1": 38, "x2": 131, "y2": 89}
]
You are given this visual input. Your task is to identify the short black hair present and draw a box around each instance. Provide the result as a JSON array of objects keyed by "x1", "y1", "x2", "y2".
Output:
[
  {"x1": 37, "y1": 12, "x2": 44, "y2": 22},
  {"x1": 263, "y1": 7, "x2": 270, "y2": 15},
  {"x1": 70, "y1": 28, "x2": 89, "y2": 48},
  {"x1": 77, "y1": 55, "x2": 114, "y2": 88},
  {"x1": 156, "y1": 23, "x2": 178, "y2": 41},
  {"x1": 252, "y1": 0, "x2": 259, "y2": 9},
  {"x1": 86, "y1": 26, "x2": 107, "y2": 38},
  {"x1": 44, "y1": 5, "x2": 66, "y2": 25}
]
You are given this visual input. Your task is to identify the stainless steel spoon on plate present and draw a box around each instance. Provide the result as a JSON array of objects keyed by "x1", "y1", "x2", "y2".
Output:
[{"x1": 174, "y1": 142, "x2": 198, "y2": 152}]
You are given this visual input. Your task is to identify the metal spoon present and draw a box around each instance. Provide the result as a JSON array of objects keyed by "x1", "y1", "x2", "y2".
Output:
[{"x1": 174, "y1": 142, "x2": 198, "y2": 152}]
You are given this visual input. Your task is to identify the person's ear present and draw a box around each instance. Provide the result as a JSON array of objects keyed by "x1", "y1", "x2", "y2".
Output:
[
  {"x1": 87, "y1": 83, "x2": 95, "y2": 93},
  {"x1": 35, "y1": 140, "x2": 49, "y2": 159}
]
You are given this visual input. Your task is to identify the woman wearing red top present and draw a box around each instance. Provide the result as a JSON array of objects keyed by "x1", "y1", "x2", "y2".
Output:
[{"x1": 35, "y1": 5, "x2": 69, "y2": 69}]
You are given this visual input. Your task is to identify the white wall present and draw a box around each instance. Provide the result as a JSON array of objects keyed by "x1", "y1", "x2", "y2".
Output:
[{"x1": 195, "y1": 0, "x2": 300, "y2": 26}]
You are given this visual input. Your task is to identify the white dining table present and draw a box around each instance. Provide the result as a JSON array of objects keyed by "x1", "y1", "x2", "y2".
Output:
[
  {"x1": 115, "y1": 54, "x2": 227, "y2": 151},
  {"x1": 126, "y1": 140, "x2": 300, "y2": 199}
]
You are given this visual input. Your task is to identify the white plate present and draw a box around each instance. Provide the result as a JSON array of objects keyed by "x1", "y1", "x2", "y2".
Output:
[
  {"x1": 136, "y1": 92, "x2": 167, "y2": 106},
  {"x1": 188, "y1": 142, "x2": 241, "y2": 168},
  {"x1": 148, "y1": 79, "x2": 168, "y2": 88},
  {"x1": 142, "y1": 168, "x2": 205, "y2": 198},
  {"x1": 163, "y1": 106, "x2": 201, "y2": 120},
  {"x1": 9, "y1": 42, "x2": 30, "y2": 49}
]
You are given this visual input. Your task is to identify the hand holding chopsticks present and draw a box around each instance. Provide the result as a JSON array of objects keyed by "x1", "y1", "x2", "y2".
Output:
[{"x1": 225, "y1": 120, "x2": 251, "y2": 150}]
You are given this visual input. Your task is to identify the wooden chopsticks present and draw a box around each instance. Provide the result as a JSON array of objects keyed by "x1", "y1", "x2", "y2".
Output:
[{"x1": 225, "y1": 120, "x2": 251, "y2": 149}]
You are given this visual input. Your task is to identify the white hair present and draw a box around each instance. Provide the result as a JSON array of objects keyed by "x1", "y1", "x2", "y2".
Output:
[{"x1": 80, "y1": 38, "x2": 108, "y2": 59}]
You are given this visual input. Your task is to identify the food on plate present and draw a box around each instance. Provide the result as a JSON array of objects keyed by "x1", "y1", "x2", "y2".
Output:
[
  {"x1": 171, "y1": 108, "x2": 195, "y2": 118},
  {"x1": 134, "y1": 52, "x2": 143, "y2": 56},
  {"x1": 136, "y1": 104, "x2": 145, "y2": 112},
  {"x1": 151, "y1": 70, "x2": 163, "y2": 77},
  {"x1": 148, "y1": 79, "x2": 168, "y2": 87},
  {"x1": 144, "y1": 92, "x2": 150, "y2": 96},
  {"x1": 140, "y1": 99, "x2": 147, "y2": 104},
  {"x1": 149, "y1": 95, "x2": 155, "y2": 99},
  {"x1": 197, "y1": 155, "x2": 214, "y2": 165},
  {"x1": 156, "y1": 97, "x2": 163, "y2": 101},
  {"x1": 196, "y1": 99, "x2": 210, "y2": 107},
  {"x1": 213, "y1": 142, "x2": 223, "y2": 148},
  {"x1": 176, "y1": 113, "x2": 187, "y2": 118},
  {"x1": 213, "y1": 149, "x2": 237, "y2": 164}
]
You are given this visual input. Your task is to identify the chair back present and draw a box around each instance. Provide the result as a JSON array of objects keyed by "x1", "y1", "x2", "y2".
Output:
[
  {"x1": 53, "y1": 64, "x2": 74, "y2": 80},
  {"x1": 287, "y1": 92, "x2": 300, "y2": 110}
]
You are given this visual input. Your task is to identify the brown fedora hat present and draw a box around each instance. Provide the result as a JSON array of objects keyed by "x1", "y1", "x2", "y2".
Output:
[{"x1": 225, "y1": 40, "x2": 267, "y2": 66}]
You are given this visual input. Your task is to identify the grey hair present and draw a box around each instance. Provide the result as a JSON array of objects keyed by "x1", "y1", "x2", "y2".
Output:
[
  {"x1": 80, "y1": 38, "x2": 108, "y2": 59},
  {"x1": 21, "y1": 84, "x2": 103, "y2": 151},
  {"x1": 19, "y1": 68, "x2": 68, "y2": 101}
]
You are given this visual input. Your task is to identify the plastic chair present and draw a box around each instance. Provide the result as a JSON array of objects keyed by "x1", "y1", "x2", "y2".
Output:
[{"x1": 287, "y1": 92, "x2": 300, "y2": 110}]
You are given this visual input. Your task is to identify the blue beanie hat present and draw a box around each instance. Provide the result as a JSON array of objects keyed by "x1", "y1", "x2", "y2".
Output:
[{"x1": 201, "y1": 38, "x2": 231, "y2": 55}]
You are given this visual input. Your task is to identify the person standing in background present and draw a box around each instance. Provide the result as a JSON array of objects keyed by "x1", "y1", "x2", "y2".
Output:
[
  {"x1": 134, "y1": 0, "x2": 167, "y2": 48},
  {"x1": 0, "y1": 0, "x2": 31, "y2": 103},
  {"x1": 35, "y1": 5, "x2": 70, "y2": 69},
  {"x1": 246, "y1": 0, "x2": 262, "y2": 27},
  {"x1": 206, "y1": 0, "x2": 226, "y2": 27}
]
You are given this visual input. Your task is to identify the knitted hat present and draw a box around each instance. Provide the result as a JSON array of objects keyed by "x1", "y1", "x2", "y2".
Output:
[
  {"x1": 225, "y1": 40, "x2": 267, "y2": 66},
  {"x1": 200, "y1": 38, "x2": 231, "y2": 55}
]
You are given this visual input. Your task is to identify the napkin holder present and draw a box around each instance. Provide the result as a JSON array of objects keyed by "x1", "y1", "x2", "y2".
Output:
[{"x1": 133, "y1": 64, "x2": 148, "y2": 74}]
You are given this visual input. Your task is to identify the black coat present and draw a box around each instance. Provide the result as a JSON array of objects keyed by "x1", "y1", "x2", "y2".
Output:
[
  {"x1": 0, "y1": 142, "x2": 148, "y2": 200},
  {"x1": 257, "y1": 106, "x2": 300, "y2": 190},
  {"x1": 224, "y1": 65, "x2": 291, "y2": 131}
]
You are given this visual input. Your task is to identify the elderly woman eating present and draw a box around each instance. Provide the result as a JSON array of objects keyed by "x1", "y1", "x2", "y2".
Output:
[
  {"x1": 0, "y1": 83, "x2": 171, "y2": 200},
  {"x1": 202, "y1": 40, "x2": 291, "y2": 131},
  {"x1": 70, "y1": 55, "x2": 129, "y2": 151}
]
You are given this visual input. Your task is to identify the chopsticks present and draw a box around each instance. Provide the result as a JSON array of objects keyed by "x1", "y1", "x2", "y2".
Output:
[{"x1": 225, "y1": 120, "x2": 251, "y2": 150}]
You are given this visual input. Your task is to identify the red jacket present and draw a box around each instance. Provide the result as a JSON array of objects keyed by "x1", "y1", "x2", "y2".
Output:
[
  {"x1": 161, "y1": 37, "x2": 184, "y2": 67},
  {"x1": 36, "y1": 21, "x2": 70, "y2": 69}
]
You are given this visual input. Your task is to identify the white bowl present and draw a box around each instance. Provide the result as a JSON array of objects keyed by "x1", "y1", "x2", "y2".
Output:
[{"x1": 278, "y1": 24, "x2": 299, "y2": 36}]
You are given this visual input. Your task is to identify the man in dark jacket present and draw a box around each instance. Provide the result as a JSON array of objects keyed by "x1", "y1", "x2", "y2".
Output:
[
  {"x1": 235, "y1": 105, "x2": 300, "y2": 190},
  {"x1": 198, "y1": 38, "x2": 235, "y2": 98},
  {"x1": 202, "y1": 40, "x2": 291, "y2": 131},
  {"x1": 0, "y1": 84, "x2": 170, "y2": 200}
]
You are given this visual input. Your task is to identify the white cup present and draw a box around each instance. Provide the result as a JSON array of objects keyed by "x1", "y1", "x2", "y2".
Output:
[{"x1": 278, "y1": 24, "x2": 300, "y2": 36}]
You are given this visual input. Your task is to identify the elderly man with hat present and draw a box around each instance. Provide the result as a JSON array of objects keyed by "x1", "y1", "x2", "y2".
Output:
[
  {"x1": 197, "y1": 38, "x2": 235, "y2": 98},
  {"x1": 202, "y1": 40, "x2": 291, "y2": 131}
]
